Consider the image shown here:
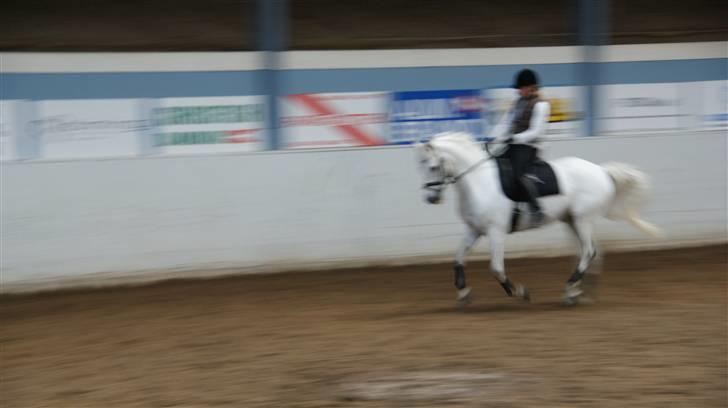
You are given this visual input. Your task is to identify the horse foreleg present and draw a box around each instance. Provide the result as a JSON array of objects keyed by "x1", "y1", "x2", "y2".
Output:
[
  {"x1": 454, "y1": 228, "x2": 480, "y2": 305},
  {"x1": 488, "y1": 227, "x2": 530, "y2": 302}
]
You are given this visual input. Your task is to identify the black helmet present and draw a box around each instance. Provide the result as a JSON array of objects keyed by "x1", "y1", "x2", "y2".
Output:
[{"x1": 513, "y1": 69, "x2": 539, "y2": 89}]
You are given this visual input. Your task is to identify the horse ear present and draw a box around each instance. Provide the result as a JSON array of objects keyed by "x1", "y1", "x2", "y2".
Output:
[
  {"x1": 415, "y1": 134, "x2": 432, "y2": 146},
  {"x1": 413, "y1": 141, "x2": 424, "y2": 153},
  {"x1": 413, "y1": 140, "x2": 432, "y2": 153}
]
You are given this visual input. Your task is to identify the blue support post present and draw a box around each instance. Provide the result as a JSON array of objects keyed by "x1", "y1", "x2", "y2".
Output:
[
  {"x1": 579, "y1": 0, "x2": 610, "y2": 136},
  {"x1": 257, "y1": 0, "x2": 288, "y2": 150}
]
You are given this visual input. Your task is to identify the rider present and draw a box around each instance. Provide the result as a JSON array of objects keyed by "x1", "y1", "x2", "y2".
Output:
[{"x1": 490, "y1": 68, "x2": 551, "y2": 225}]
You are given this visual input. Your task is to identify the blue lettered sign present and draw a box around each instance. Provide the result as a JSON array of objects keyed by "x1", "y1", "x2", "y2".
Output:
[{"x1": 389, "y1": 89, "x2": 486, "y2": 144}]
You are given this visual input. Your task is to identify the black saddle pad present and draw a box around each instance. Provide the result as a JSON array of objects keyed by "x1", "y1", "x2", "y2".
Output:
[{"x1": 496, "y1": 157, "x2": 560, "y2": 202}]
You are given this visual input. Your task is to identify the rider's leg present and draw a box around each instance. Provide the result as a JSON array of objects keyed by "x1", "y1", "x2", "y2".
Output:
[
  {"x1": 507, "y1": 144, "x2": 529, "y2": 173},
  {"x1": 520, "y1": 175, "x2": 544, "y2": 224},
  {"x1": 510, "y1": 144, "x2": 543, "y2": 224}
]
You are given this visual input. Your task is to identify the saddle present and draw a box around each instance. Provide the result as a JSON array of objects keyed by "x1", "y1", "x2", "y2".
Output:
[{"x1": 495, "y1": 156, "x2": 560, "y2": 202}]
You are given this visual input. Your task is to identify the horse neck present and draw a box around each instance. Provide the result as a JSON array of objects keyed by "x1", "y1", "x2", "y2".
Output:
[
  {"x1": 439, "y1": 139, "x2": 497, "y2": 207},
  {"x1": 438, "y1": 140, "x2": 485, "y2": 176}
]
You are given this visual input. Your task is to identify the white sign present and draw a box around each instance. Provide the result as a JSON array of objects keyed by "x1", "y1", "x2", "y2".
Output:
[
  {"x1": 598, "y1": 83, "x2": 681, "y2": 133},
  {"x1": 282, "y1": 92, "x2": 388, "y2": 149},
  {"x1": 0, "y1": 100, "x2": 19, "y2": 161},
  {"x1": 701, "y1": 80, "x2": 728, "y2": 129},
  {"x1": 152, "y1": 96, "x2": 266, "y2": 154},
  {"x1": 484, "y1": 86, "x2": 583, "y2": 138},
  {"x1": 36, "y1": 99, "x2": 145, "y2": 159}
]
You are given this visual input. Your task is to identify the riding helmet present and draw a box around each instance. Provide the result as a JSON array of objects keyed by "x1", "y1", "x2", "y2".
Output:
[{"x1": 513, "y1": 68, "x2": 539, "y2": 89}]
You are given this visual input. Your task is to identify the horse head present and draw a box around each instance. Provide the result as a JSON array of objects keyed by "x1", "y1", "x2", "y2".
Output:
[{"x1": 414, "y1": 132, "x2": 483, "y2": 204}]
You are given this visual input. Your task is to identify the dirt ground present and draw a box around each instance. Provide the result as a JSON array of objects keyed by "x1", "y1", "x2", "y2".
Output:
[{"x1": 1, "y1": 245, "x2": 726, "y2": 407}]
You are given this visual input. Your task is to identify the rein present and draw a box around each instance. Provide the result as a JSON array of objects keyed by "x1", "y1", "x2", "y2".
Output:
[{"x1": 423, "y1": 141, "x2": 508, "y2": 190}]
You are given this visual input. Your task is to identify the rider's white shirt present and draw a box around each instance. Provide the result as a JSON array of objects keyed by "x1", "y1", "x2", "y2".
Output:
[{"x1": 490, "y1": 100, "x2": 550, "y2": 147}]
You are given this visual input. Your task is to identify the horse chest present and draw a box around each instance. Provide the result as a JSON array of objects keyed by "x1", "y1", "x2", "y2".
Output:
[
  {"x1": 457, "y1": 188, "x2": 494, "y2": 232},
  {"x1": 459, "y1": 206, "x2": 486, "y2": 232}
]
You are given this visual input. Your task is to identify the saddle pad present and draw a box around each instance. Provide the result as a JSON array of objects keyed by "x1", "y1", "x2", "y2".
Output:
[{"x1": 496, "y1": 158, "x2": 560, "y2": 202}]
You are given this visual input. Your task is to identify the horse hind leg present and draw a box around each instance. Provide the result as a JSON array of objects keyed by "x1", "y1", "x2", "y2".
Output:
[{"x1": 564, "y1": 217, "x2": 600, "y2": 305}]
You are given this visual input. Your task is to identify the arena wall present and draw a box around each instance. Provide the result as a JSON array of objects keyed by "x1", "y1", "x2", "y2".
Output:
[
  {"x1": 1, "y1": 42, "x2": 726, "y2": 290},
  {"x1": 2, "y1": 131, "x2": 725, "y2": 290}
]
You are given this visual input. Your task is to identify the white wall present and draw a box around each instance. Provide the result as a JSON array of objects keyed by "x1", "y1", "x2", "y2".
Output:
[
  {"x1": 3, "y1": 41, "x2": 725, "y2": 72},
  {"x1": 1, "y1": 131, "x2": 725, "y2": 290}
]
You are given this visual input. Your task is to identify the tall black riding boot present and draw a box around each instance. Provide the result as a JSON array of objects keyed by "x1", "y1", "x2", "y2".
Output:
[{"x1": 520, "y1": 176, "x2": 544, "y2": 226}]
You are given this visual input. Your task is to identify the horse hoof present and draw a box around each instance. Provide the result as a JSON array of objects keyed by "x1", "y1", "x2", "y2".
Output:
[
  {"x1": 562, "y1": 296, "x2": 578, "y2": 306},
  {"x1": 564, "y1": 282, "x2": 584, "y2": 299},
  {"x1": 456, "y1": 297, "x2": 471, "y2": 308},
  {"x1": 562, "y1": 281, "x2": 594, "y2": 306},
  {"x1": 456, "y1": 287, "x2": 472, "y2": 308},
  {"x1": 516, "y1": 285, "x2": 530, "y2": 302},
  {"x1": 576, "y1": 295, "x2": 595, "y2": 305},
  {"x1": 562, "y1": 294, "x2": 593, "y2": 306},
  {"x1": 522, "y1": 287, "x2": 531, "y2": 302}
]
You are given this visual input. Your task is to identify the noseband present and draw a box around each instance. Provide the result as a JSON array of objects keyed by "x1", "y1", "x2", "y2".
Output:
[{"x1": 422, "y1": 156, "x2": 490, "y2": 190}]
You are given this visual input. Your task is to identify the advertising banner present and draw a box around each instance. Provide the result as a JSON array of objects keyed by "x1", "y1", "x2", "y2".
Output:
[
  {"x1": 152, "y1": 96, "x2": 266, "y2": 154},
  {"x1": 282, "y1": 92, "x2": 388, "y2": 149},
  {"x1": 389, "y1": 90, "x2": 485, "y2": 144},
  {"x1": 700, "y1": 80, "x2": 728, "y2": 129},
  {"x1": 598, "y1": 83, "x2": 681, "y2": 133},
  {"x1": 35, "y1": 99, "x2": 145, "y2": 159},
  {"x1": 0, "y1": 100, "x2": 19, "y2": 161},
  {"x1": 485, "y1": 87, "x2": 583, "y2": 138}
]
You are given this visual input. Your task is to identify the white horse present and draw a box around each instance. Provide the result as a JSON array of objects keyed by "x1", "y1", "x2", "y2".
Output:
[{"x1": 414, "y1": 132, "x2": 662, "y2": 305}]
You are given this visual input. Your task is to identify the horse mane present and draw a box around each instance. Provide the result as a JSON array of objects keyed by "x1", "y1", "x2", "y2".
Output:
[{"x1": 429, "y1": 132, "x2": 479, "y2": 150}]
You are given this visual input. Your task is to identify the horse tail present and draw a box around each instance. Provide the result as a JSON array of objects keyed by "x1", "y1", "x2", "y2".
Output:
[{"x1": 601, "y1": 162, "x2": 664, "y2": 238}]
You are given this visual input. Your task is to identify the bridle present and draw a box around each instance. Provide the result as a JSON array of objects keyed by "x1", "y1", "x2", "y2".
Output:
[{"x1": 422, "y1": 140, "x2": 509, "y2": 192}]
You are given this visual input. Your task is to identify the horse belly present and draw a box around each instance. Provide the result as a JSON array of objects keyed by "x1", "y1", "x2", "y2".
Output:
[{"x1": 510, "y1": 194, "x2": 570, "y2": 232}]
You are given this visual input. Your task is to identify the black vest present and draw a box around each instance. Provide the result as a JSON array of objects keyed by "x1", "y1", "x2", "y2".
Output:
[{"x1": 510, "y1": 95, "x2": 541, "y2": 135}]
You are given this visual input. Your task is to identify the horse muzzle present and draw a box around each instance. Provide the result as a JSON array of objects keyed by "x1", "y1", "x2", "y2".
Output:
[
  {"x1": 426, "y1": 191, "x2": 442, "y2": 204},
  {"x1": 423, "y1": 180, "x2": 446, "y2": 204}
]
